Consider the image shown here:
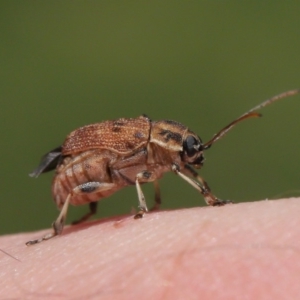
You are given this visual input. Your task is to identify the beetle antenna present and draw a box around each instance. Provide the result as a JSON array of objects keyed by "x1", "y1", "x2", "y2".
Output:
[
  {"x1": 203, "y1": 112, "x2": 261, "y2": 149},
  {"x1": 203, "y1": 89, "x2": 300, "y2": 149}
]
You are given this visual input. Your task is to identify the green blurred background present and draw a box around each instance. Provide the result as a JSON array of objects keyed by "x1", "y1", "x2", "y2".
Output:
[{"x1": 1, "y1": 1, "x2": 299, "y2": 235}]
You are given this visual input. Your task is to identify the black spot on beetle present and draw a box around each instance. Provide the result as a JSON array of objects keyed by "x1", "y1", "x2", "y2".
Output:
[
  {"x1": 142, "y1": 171, "x2": 151, "y2": 179},
  {"x1": 80, "y1": 183, "x2": 97, "y2": 193},
  {"x1": 112, "y1": 127, "x2": 122, "y2": 132},
  {"x1": 126, "y1": 141, "x2": 135, "y2": 149},
  {"x1": 134, "y1": 131, "x2": 144, "y2": 139},
  {"x1": 113, "y1": 120, "x2": 125, "y2": 126},
  {"x1": 159, "y1": 130, "x2": 182, "y2": 143}
]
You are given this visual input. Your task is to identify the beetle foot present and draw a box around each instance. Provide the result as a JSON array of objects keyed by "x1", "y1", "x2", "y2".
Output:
[
  {"x1": 212, "y1": 199, "x2": 233, "y2": 206},
  {"x1": 134, "y1": 209, "x2": 146, "y2": 219},
  {"x1": 26, "y1": 231, "x2": 56, "y2": 246}
]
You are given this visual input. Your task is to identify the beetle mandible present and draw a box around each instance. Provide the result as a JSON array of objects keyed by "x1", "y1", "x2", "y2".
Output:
[{"x1": 27, "y1": 89, "x2": 299, "y2": 245}]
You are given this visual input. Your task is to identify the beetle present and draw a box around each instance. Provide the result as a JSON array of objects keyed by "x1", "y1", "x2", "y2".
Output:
[{"x1": 26, "y1": 89, "x2": 299, "y2": 245}]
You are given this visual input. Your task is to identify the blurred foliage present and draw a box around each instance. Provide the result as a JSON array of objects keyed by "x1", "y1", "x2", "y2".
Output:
[{"x1": 1, "y1": 1, "x2": 299, "y2": 235}]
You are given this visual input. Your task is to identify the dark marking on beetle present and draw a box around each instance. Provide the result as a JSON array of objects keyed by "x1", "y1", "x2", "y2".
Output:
[
  {"x1": 113, "y1": 120, "x2": 125, "y2": 127},
  {"x1": 142, "y1": 171, "x2": 152, "y2": 179},
  {"x1": 112, "y1": 127, "x2": 122, "y2": 133},
  {"x1": 134, "y1": 131, "x2": 144, "y2": 139},
  {"x1": 106, "y1": 165, "x2": 112, "y2": 181},
  {"x1": 125, "y1": 141, "x2": 135, "y2": 149},
  {"x1": 159, "y1": 130, "x2": 182, "y2": 143},
  {"x1": 80, "y1": 182, "x2": 98, "y2": 193}
]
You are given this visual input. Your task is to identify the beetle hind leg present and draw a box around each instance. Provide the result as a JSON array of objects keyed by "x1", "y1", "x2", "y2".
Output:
[
  {"x1": 184, "y1": 164, "x2": 232, "y2": 206},
  {"x1": 150, "y1": 179, "x2": 161, "y2": 211},
  {"x1": 72, "y1": 202, "x2": 98, "y2": 225},
  {"x1": 26, "y1": 192, "x2": 71, "y2": 246},
  {"x1": 26, "y1": 181, "x2": 115, "y2": 246}
]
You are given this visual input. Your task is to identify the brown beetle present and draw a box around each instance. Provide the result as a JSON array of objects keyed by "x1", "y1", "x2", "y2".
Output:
[{"x1": 27, "y1": 89, "x2": 299, "y2": 245}]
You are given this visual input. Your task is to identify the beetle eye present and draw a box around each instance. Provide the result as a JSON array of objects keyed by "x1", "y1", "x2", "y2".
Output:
[{"x1": 183, "y1": 135, "x2": 201, "y2": 157}]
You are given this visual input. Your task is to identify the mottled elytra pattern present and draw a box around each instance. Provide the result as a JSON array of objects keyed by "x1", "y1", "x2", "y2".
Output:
[{"x1": 63, "y1": 115, "x2": 151, "y2": 155}]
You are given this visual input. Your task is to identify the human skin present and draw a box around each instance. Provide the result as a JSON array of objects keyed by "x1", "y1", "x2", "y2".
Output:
[{"x1": 1, "y1": 198, "x2": 300, "y2": 300}]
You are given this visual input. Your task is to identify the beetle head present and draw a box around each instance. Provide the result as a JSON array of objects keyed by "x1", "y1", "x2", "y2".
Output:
[{"x1": 181, "y1": 132, "x2": 204, "y2": 168}]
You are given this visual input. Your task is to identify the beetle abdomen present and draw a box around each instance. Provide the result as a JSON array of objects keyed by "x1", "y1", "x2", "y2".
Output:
[{"x1": 52, "y1": 150, "x2": 119, "y2": 207}]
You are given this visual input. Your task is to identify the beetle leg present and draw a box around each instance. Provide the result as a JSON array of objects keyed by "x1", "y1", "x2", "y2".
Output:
[
  {"x1": 134, "y1": 171, "x2": 152, "y2": 219},
  {"x1": 72, "y1": 202, "x2": 98, "y2": 225},
  {"x1": 26, "y1": 192, "x2": 71, "y2": 246},
  {"x1": 150, "y1": 179, "x2": 161, "y2": 211},
  {"x1": 26, "y1": 182, "x2": 115, "y2": 245},
  {"x1": 172, "y1": 164, "x2": 232, "y2": 206}
]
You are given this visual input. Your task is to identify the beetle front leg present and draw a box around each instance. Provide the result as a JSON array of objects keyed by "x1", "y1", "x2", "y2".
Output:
[
  {"x1": 72, "y1": 202, "x2": 98, "y2": 225},
  {"x1": 184, "y1": 164, "x2": 232, "y2": 206},
  {"x1": 172, "y1": 164, "x2": 232, "y2": 206}
]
